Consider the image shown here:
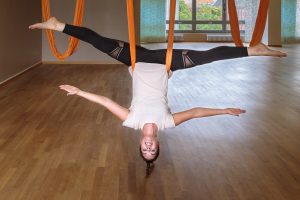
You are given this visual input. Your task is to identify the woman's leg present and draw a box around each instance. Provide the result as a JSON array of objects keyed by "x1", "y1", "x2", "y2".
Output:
[
  {"x1": 62, "y1": 24, "x2": 174, "y2": 66},
  {"x1": 29, "y1": 17, "x2": 149, "y2": 66},
  {"x1": 170, "y1": 44, "x2": 287, "y2": 71},
  {"x1": 171, "y1": 46, "x2": 248, "y2": 71},
  {"x1": 62, "y1": 24, "x2": 133, "y2": 65},
  {"x1": 63, "y1": 24, "x2": 170, "y2": 66}
]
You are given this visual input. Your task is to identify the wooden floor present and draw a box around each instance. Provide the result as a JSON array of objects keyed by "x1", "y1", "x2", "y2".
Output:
[{"x1": 0, "y1": 43, "x2": 300, "y2": 200}]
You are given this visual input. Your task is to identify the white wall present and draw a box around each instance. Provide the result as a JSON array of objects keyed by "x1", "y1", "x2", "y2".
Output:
[{"x1": 0, "y1": 0, "x2": 41, "y2": 83}]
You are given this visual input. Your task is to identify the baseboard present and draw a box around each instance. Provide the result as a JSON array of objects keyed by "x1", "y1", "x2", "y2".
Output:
[
  {"x1": 42, "y1": 61, "x2": 123, "y2": 65},
  {"x1": 0, "y1": 61, "x2": 42, "y2": 86}
]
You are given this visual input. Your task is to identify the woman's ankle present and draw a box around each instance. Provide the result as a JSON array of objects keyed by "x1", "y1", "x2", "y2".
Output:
[{"x1": 55, "y1": 22, "x2": 65, "y2": 32}]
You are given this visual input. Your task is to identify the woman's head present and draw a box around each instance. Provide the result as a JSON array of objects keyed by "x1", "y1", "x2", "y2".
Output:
[
  {"x1": 140, "y1": 123, "x2": 159, "y2": 160},
  {"x1": 139, "y1": 144, "x2": 159, "y2": 176},
  {"x1": 140, "y1": 123, "x2": 160, "y2": 175}
]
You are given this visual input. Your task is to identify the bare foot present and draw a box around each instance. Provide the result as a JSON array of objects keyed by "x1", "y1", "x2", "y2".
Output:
[
  {"x1": 29, "y1": 17, "x2": 65, "y2": 32},
  {"x1": 248, "y1": 43, "x2": 287, "y2": 57}
]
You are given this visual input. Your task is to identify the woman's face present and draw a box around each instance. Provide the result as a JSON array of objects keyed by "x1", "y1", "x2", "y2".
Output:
[{"x1": 140, "y1": 123, "x2": 159, "y2": 160}]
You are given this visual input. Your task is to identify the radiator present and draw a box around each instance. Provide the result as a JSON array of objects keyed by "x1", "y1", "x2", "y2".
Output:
[
  {"x1": 174, "y1": 34, "x2": 244, "y2": 42},
  {"x1": 207, "y1": 34, "x2": 245, "y2": 42},
  {"x1": 207, "y1": 34, "x2": 233, "y2": 42}
]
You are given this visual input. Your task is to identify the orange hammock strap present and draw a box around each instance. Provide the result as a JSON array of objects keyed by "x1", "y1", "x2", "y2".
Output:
[
  {"x1": 126, "y1": 0, "x2": 176, "y2": 73},
  {"x1": 126, "y1": 0, "x2": 136, "y2": 71},
  {"x1": 42, "y1": 0, "x2": 85, "y2": 60},
  {"x1": 227, "y1": 0, "x2": 243, "y2": 47},
  {"x1": 166, "y1": 0, "x2": 176, "y2": 73},
  {"x1": 250, "y1": 0, "x2": 270, "y2": 46},
  {"x1": 228, "y1": 0, "x2": 269, "y2": 47}
]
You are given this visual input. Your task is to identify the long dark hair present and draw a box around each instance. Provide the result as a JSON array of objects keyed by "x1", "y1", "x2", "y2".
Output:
[{"x1": 139, "y1": 144, "x2": 160, "y2": 176}]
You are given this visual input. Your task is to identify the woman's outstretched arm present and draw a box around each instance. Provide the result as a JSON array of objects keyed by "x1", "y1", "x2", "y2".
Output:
[
  {"x1": 59, "y1": 85, "x2": 129, "y2": 121},
  {"x1": 172, "y1": 107, "x2": 246, "y2": 126}
]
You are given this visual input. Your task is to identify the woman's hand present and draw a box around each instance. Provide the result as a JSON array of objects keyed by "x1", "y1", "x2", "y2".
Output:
[
  {"x1": 59, "y1": 85, "x2": 81, "y2": 96},
  {"x1": 225, "y1": 108, "x2": 246, "y2": 116}
]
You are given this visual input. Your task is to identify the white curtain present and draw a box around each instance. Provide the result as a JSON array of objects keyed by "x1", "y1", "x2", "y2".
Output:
[
  {"x1": 282, "y1": 0, "x2": 300, "y2": 43},
  {"x1": 140, "y1": 0, "x2": 166, "y2": 43},
  {"x1": 244, "y1": 0, "x2": 260, "y2": 43},
  {"x1": 296, "y1": 0, "x2": 300, "y2": 41}
]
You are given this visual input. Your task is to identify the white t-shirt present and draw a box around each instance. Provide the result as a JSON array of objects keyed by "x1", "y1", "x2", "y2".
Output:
[{"x1": 122, "y1": 62, "x2": 175, "y2": 130}]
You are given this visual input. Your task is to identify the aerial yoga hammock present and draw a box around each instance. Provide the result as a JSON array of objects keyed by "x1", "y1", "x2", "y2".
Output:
[
  {"x1": 41, "y1": 0, "x2": 85, "y2": 60},
  {"x1": 41, "y1": 0, "x2": 276, "y2": 62},
  {"x1": 228, "y1": 0, "x2": 270, "y2": 47}
]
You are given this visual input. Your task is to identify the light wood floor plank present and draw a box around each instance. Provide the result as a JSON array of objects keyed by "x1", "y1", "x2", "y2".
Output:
[{"x1": 0, "y1": 44, "x2": 299, "y2": 199}]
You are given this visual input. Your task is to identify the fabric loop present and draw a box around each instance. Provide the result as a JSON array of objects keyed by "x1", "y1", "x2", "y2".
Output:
[
  {"x1": 228, "y1": 0, "x2": 270, "y2": 47},
  {"x1": 42, "y1": 0, "x2": 85, "y2": 60}
]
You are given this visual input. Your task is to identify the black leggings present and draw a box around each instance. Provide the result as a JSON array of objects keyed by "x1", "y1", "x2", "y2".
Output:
[{"x1": 63, "y1": 24, "x2": 248, "y2": 71}]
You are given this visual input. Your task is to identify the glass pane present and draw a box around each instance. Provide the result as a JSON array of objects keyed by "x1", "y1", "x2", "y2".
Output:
[
  {"x1": 179, "y1": 24, "x2": 193, "y2": 30},
  {"x1": 196, "y1": 24, "x2": 222, "y2": 31},
  {"x1": 196, "y1": 0, "x2": 223, "y2": 21},
  {"x1": 166, "y1": 0, "x2": 192, "y2": 21},
  {"x1": 226, "y1": 0, "x2": 246, "y2": 21},
  {"x1": 179, "y1": 0, "x2": 192, "y2": 20},
  {"x1": 166, "y1": 24, "x2": 192, "y2": 31}
]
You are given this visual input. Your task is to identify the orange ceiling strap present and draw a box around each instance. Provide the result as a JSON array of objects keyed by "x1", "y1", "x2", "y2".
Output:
[
  {"x1": 166, "y1": 0, "x2": 176, "y2": 73},
  {"x1": 228, "y1": 0, "x2": 270, "y2": 47},
  {"x1": 126, "y1": 0, "x2": 136, "y2": 71},
  {"x1": 250, "y1": 0, "x2": 270, "y2": 47},
  {"x1": 42, "y1": 0, "x2": 85, "y2": 60},
  {"x1": 126, "y1": 0, "x2": 176, "y2": 73},
  {"x1": 227, "y1": 0, "x2": 244, "y2": 47}
]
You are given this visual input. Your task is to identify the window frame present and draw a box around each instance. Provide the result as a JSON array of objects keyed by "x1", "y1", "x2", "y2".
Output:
[{"x1": 166, "y1": 0, "x2": 245, "y2": 34}]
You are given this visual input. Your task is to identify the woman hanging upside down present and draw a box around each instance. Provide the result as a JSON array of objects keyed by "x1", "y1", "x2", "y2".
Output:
[{"x1": 29, "y1": 17, "x2": 286, "y2": 175}]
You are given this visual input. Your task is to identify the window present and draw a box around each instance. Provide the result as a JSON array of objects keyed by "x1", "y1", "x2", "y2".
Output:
[{"x1": 166, "y1": 0, "x2": 246, "y2": 34}]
